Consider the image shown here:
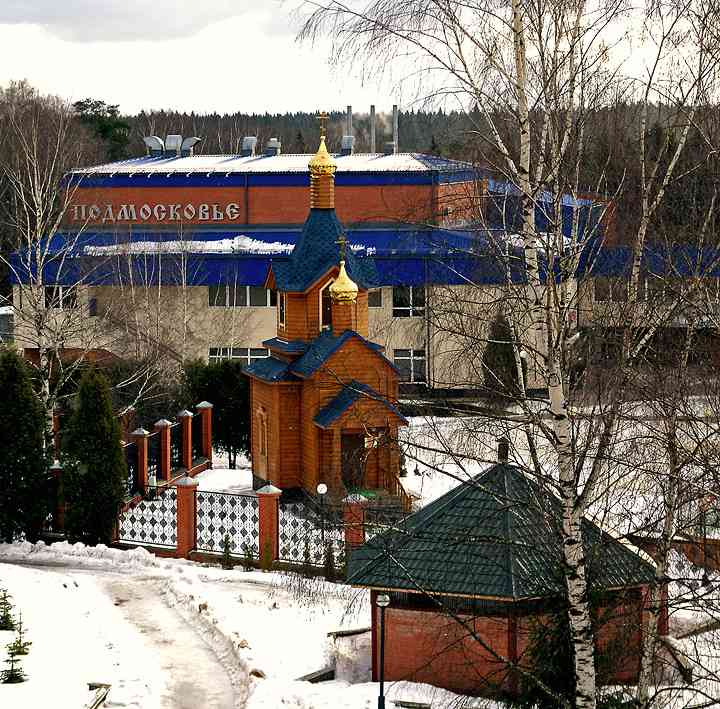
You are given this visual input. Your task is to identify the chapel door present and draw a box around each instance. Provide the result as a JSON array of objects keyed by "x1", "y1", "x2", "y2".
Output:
[{"x1": 341, "y1": 433, "x2": 366, "y2": 491}]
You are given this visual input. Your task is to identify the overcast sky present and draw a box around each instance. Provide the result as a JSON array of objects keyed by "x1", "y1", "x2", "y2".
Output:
[{"x1": 0, "y1": 1, "x2": 395, "y2": 115}]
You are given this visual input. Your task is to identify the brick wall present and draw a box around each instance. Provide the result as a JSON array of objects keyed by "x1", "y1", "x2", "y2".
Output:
[
  {"x1": 65, "y1": 183, "x2": 458, "y2": 228},
  {"x1": 374, "y1": 588, "x2": 656, "y2": 697}
]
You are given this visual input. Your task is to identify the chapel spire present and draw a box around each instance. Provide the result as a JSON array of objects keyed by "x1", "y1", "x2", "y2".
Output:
[
  {"x1": 329, "y1": 232, "x2": 358, "y2": 303},
  {"x1": 308, "y1": 111, "x2": 337, "y2": 209}
]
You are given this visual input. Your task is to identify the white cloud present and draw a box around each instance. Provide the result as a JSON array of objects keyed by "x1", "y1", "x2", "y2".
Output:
[{"x1": 0, "y1": 1, "x2": 291, "y2": 42}]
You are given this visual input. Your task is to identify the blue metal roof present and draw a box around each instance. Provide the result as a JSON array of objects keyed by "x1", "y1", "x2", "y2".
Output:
[
  {"x1": 270, "y1": 209, "x2": 378, "y2": 292},
  {"x1": 243, "y1": 356, "x2": 297, "y2": 383},
  {"x1": 313, "y1": 380, "x2": 407, "y2": 429},
  {"x1": 262, "y1": 337, "x2": 309, "y2": 354}
]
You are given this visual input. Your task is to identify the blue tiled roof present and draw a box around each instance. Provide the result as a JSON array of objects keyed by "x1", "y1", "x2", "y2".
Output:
[
  {"x1": 263, "y1": 337, "x2": 309, "y2": 354},
  {"x1": 243, "y1": 356, "x2": 297, "y2": 382},
  {"x1": 270, "y1": 209, "x2": 378, "y2": 292},
  {"x1": 347, "y1": 463, "x2": 655, "y2": 599},
  {"x1": 313, "y1": 380, "x2": 408, "y2": 429},
  {"x1": 289, "y1": 330, "x2": 393, "y2": 378}
]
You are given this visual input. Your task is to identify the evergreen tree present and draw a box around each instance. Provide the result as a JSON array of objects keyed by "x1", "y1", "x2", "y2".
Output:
[
  {"x1": 1, "y1": 652, "x2": 25, "y2": 684},
  {"x1": 62, "y1": 368, "x2": 127, "y2": 544},
  {"x1": 0, "y1": 349, "x2": 48, "y2": 542},
  {"x1": 73, "y1": 99, "x2": 130, "y2": 161},
  {"x1": 0, "y1": 589, "x2": 15, "y2": 631},
  {"x1": 7, "y1": 613, "x2": 31, "y2": 656},
  {"x1": 221, "y1": 534, "x2": 234, "y2": 570},
  {"x1": 183, "y1": 360, "x2": 249, "y2": 468},
  {"x1": 481, "y1": 312, "x2": 522, "y2": 405}
]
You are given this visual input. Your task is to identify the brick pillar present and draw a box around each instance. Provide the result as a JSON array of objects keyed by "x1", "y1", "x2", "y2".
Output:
[
  {"x1": 132, "y1": 428, "x2": 149, "y2": 492},
  {"x1": 154, "y1": 419, "x2": 172, "y2": 482},
  {"x1": 196, "y1": 401, "x2": 213, "y2": 463},
  {"x1": 175, "y1": 476, "x2": 198, "y2": 559},
  {"x1": 52, "y1": 408, "x2": 61, "y2": 460},
  {"x1": 343, "y1": 494, "x2": 367, "y2": 549},
  {"x1": 257, "y1": 484, "x2": 281, "y2": 565},
  {"x1": 178, "y1": 410, "x2": 193, "y2": 471},
  {"x1": 49, "y1": 460, "x2": 64, "y2": 532}
]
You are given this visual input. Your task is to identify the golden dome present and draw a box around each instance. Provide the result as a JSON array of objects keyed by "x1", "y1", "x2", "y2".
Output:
[
  {"x1": 329, "y1": 260, "x2": 358, "y2": 303},
  {"x1": 308, "y1": 135, "x2": 336, "y2": 177}
]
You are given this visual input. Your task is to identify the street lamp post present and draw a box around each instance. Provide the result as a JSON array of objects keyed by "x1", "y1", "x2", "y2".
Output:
[
  {"x1": 376, "y1": 593, "x2": 390, "y2": 709},
  {"x1": 317, "y1": 483, "x2": 328, "y2": 543}
]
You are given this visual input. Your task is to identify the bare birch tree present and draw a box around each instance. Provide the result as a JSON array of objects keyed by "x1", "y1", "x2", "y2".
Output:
[{"x1": 299, "y1": 0, "x2": 720, "y2": 705}]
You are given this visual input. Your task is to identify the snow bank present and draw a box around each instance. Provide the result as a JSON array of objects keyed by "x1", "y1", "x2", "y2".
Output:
[{"x1": 0, "y1": 540, "x2": 167, "y2": 571}]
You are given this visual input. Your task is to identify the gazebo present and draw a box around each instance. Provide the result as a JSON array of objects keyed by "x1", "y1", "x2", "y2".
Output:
[{"x1": 347, "y1": 459, "x2": 666, "y2": 697}]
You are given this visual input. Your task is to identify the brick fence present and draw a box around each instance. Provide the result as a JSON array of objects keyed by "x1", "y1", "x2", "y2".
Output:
[
  {"x1": 49, "y1": 401, "x2": 214, "y2": 535},
  {"x1": 117, "y1": 486, "x2": 381, "y2": 570}
]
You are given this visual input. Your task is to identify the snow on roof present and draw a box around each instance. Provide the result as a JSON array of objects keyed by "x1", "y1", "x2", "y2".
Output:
[
  {"x1": 0, "y1": 305, "x2": 13, "y2": 315},
  {"x1": 83, "y1": 235, "x2": 375, "y2": 257},
  {"x1": 71, "y1": 152, "x2": 473, "y2": 176}
]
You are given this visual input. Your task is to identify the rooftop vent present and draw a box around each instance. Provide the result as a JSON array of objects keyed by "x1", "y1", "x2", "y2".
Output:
[
  {"x1": 241, "y1": 136, "x2": 258, "y2": 158},
  {"x1": 264, "y1": 138, "x2": 281, "y2": 157},
  {"x1": 340, "y1": 135, "x2": 355, "y2": 157},
  {"x1": 180, "y1": 136, "x2": 202, "y2": 157},
  {"x1": 164, "y1": 134, "x2": 182, "y2": 157},
  {"x1": 143, "y1": 136, "x2": 164, "y2": 158}
]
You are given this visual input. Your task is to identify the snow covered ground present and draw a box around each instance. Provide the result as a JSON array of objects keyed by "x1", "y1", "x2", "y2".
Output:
[{"x1": 0, "y1": 542, "x2": 497, "y2": 709}]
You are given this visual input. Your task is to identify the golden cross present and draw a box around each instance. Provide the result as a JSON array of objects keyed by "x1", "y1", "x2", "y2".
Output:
[
  {"x1": 317, "y1": 111, "x2": 329, "y2": 138},
  {"x1": 335, "y1": 233, "x2": 347, "y2": 261}
]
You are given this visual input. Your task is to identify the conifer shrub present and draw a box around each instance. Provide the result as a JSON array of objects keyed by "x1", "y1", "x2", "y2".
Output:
[
  {"x1": 323, "y1": 541, "x2": 336, "y2": 582},
  {"x1": 482, "y1": 312, "x2": 523, "y2": 406},
  {"x1": 241, "y1": 543, "x2": 254, "y2": 572},
  {"x1": 0, "y1": 349, "x2": 48, "y2": 542},
  {"x1": 221, "y1": 534, "x2": 234, "y2": 570},
  {"x1": 6, "y1": 613, "x2": 31, "y2": 656},
  {"x1": 62, "y1": 368, "x2": 127, "y2": 544},
  {"x1": 0, "y1": 589, "x2": 15, "y2": 631},
  {"x1": 300, "y1": 538, "x2": 314, "y2": 578}
]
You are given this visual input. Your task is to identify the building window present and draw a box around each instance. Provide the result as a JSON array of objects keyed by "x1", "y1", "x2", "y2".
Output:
[
  {"x1": 321, "y1": 283, "x2": 332, "y2": 330},
  {"x1": 44, "y1": 286, "x2": 77, "y2": 309},
  {"x1": 208, "y1": 347, "x2": 269, "y2": 365},
  {"x1": 368, "y1": 288, "x2": 383, "y2": 308},
  {"x1": 393, "y1": 348, "x2": 427, "y2": 383},
  {"x1": 279, "y1": 293, "x2": 286, "y2": 327},
  {"x1": 208, "y1": 285, "x2": 276, "y2": 307},
  {"x1": 392, "y1": 286, "x2": 425, "y2": 317}
]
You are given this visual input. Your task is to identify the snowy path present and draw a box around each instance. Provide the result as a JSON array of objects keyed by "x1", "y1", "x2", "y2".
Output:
[
  {"x1": 0, "y1": 561, "x2": 239, "y2": 709},
  {"x1": 102, "y1": 575, "x2": 236, "y2": 709}
]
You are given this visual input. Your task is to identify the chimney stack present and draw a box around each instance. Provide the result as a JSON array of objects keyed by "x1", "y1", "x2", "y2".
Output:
[
  {"x1": 241, "y1": 136, "x2": 257, "y2": 158},
  {"x1": 497, "y1": 438, "x2": 510, "y2": 464},
  {"x1": 370, "y1": 105, "x2": 376, "y2": 153},
  {"x1": 341, "y1": 105, "x2": 355, "y2": 156},
  {"x1": 392, "y1": 104, "x2": 399, "y2": 154}
]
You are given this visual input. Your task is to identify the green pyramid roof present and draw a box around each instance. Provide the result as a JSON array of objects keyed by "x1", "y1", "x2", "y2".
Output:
[{"x1": 347, "y1": 464, "x2": 654, "y2": 600}]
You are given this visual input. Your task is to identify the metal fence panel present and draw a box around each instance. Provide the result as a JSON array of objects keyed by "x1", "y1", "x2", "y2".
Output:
[
  {"x1": 170, "y1": 423, "x2": 182, "y2": 471},
  {"x1": 196, "y1": 490, "x2": 259, "y2": 557},
  {"x1": 278, "y1": 497, "x2": 345, "y2": 567},
  {"x1": 118, "y1": 487, "x2": 177, "y2": 548}
]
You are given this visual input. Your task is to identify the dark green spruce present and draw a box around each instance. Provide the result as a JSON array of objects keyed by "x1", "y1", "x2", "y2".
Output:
[{"x1": 62, "y1": 368, "x2": 127, "y2": 544}]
